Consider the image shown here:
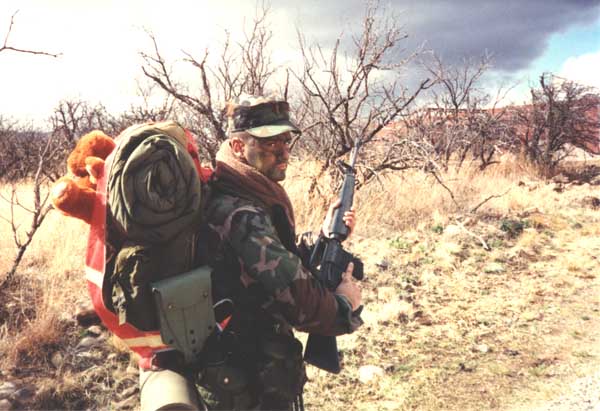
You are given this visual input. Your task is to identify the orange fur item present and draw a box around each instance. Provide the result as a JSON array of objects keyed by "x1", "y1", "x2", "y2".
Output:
[
  {"x1": 67, "y1": 131, "x2": 115, "y2": 177},
  {"x1": 85, "y1": 156, "x2": 107, "y2": 185},
  {"x1": 51, "y1": 130, "x2": 115, "y2": 224},
  {"x1": 52, "y1": 177, "x2": 97, "y2": 224}
]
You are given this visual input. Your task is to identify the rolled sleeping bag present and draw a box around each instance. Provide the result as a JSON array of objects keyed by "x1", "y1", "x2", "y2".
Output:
[{"x1": 107, "y1": 122, "x2": 203, "y2": 244}]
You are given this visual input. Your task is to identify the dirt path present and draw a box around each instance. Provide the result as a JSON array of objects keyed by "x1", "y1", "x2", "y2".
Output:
[{"x1": 528, "y1": 370, "x2": 600, "y2": 411}]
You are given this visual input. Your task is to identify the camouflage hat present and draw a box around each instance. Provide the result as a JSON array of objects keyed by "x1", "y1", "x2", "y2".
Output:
[{"x1": 226, "y1": 95, "x2": 301, "y2": 138}]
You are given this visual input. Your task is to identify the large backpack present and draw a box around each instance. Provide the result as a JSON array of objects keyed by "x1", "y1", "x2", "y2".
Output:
[{"x1": 85, "y1": 121, "x2": 214, "y2": 368}]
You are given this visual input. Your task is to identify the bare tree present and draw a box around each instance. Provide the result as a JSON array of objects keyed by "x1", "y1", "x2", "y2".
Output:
[
  {"x1": 0, "y1": 11, "x2": 64, "y2": 180},
  {"x1": 517, "y1": 73, "x2": 599, "y2": 175},
  {"x1": 415, "y1": 52, "x2": 516, "y2": 171},
  {"x1": 40, "y1": 99, "x2": 117, "y2": 181},
  {"x1": 118, "y1": 81, "x2": 176, "y2": 125},
  {"x1": 292, "y1": 1, "x2": 431, "y2": 190},
  {"x1": 0, "y1": 117, "x2": 22, "y2": 181},
  {"x1": 0, "y1": 121, "x2": 57, "y2": 182},
  {"x1": 0, "y1": 11, "x2": 62, "y2": 290},
  {"x1": 50, "y1": 100, "x2": 114, "y2": 144},
  {"x1": 141, "y1": 3, "x2": 277, "y2": 163},
  {"x1": 0, "y1": 134, "x2": 57, "y2": 291},
  {"x1": 0, "y1": 11, "x2": 60, "y2": 57}
]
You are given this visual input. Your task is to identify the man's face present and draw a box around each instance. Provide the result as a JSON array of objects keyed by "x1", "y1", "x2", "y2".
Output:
[{"x1": 242, "y1": 132, "x2": 293, "y2": 182}]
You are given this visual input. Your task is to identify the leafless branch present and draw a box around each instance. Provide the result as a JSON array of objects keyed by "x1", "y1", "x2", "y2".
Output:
[
  {"x1": 455, "y1": 219, "x2": 491, "y2": 251},
  {"x1": 0, "y1": 133, "x2": 55, "y2": 291},
  {"x1": 430, "y1": 166, "x2": 459, "y2": 208},
  {"x1": 470, "y1": 188, "x2": 511, "y2": 214},
  {"x1": 412, "y1": 52, "x2": 518, "y2": 172},
  {"x1": 140, "y1": 5, "x2": 278, "y2": 164},
  {"x1": 1, "y1": 11, "x2": 61, "y2": 57},
  {"x1": 292, "y1": 1, "x2": 431, "y2": 190}
]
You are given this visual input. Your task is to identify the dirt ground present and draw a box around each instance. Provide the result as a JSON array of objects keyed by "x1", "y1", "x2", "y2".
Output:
[{"x1": 1, "y1": 160, "x2": 599, "y2": 410}]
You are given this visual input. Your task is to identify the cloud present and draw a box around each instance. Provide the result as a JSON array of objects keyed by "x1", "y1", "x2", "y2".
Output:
[
  {"x1": 559, "y1": 51, "x2": 600, "y2": 88},
  {"x1": 272, "y1": 0, "x2": 600, "y2": 71},
  {"x1": 1, "y1": 0, "x2": 599, "y2": 124}
]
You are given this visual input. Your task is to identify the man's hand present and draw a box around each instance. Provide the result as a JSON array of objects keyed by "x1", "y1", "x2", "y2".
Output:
[
  {"x1": 322, "y1": 199, "x2": 357, "y2": 239},
  {"x1": 335, "y1": 262, "x2": 361, "y2": 311}
]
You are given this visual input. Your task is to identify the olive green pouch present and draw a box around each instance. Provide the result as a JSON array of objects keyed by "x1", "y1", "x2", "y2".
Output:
[{"x1": 151, "y1": 265, "x2": 216, "y2": 364}]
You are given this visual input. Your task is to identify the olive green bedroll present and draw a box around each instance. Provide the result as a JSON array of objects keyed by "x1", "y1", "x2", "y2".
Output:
[{"x1": 107, "y1": 121, "x2": 202, "y2": 244}]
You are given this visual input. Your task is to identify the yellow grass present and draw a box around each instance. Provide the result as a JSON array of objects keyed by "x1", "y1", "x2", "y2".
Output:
[
  {"x1": 1, "y1": 156, "x2": 599, "y2": 410},
  {"x1": 0, "y1": 184, "x2": 88, "y2": 369},
  {"x1": 287, "y1": 157, "x2": 600, "y2": 410}
]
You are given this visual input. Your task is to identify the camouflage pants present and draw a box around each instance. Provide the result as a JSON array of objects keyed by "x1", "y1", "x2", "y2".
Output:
[
  {"x1": 198, "y1": 333, "x2": 307, "y2": 411},
  {"x1": 142, "y1": 328, "x2": 306, "y2": 410}
]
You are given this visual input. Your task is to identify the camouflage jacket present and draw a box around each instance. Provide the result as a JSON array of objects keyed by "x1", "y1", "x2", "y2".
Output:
[{"x1": 201, "y1": 187, "x2": 361, "y2": 337}]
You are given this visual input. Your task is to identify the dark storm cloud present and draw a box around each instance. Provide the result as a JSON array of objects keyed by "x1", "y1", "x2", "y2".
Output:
[{"x1": 274, "y1": 0, "x2": 600, "y2": 72}]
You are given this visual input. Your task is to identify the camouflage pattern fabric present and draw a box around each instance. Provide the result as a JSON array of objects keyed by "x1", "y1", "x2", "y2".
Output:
[
  {"x1": 224, "y1": 94, "x2": 301, "y2": 138},
  {"x1": 203, "y1": 191, "x2": 360, "y2": 337}
]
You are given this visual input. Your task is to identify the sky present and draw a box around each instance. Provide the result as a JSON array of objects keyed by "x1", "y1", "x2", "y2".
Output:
[{"x1": 0, "y1": 0, "x2": 599, "y2": 127}]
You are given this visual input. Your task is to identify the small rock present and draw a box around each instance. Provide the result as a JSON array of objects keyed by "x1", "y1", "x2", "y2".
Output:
[
  {"x1": 377, "y1": 287, "x2": 395, "y2": 302},
  {"x1": 522, "y1": 311, "x2": 541, "y2": 321},
  {"x1": 581, "y1": 196, "x2": 600, "y2": 210},
  {"x1": 483, "y1": 262, "x2": 505, "y2": 274},
  {"x1": 459, "y1": 362, "x2": 475, "y2": 372},
  {"x1": 378, "y1": 302, "x2": 402, "y2": 323},
  {"x1": 0, "y1": 399, "x2": 12, "y2": 411},
  {"x1": 375, "y1": 259, "x2": 390, "y2": 270},
  {"x1": 552, "y1": 174, "x2": 569, "y2": 184},
  {"x1": 416, "y1": 315, "x2": 434, "y2": 326},
  {"x1": 76, "y1": 336, "x2": 103, "y2": 351},
  {"x1": 113, "y1": 395, "x2": 137, "y2": 410},
  {"x1": 86, "y1": 325, "x2": 103, "y2": 336},
  {"x1": 475, "y1": 344, "x2": 491, "y2": 354},
  {"x1": 119, "y1": 385, "x2": 139, "y2": 399},
  {"x1": 393, "y1": 300, "x2": 414, "y2": 324},
  {"x1": 75, "y1": 351, "x2": 94, "y2": 359},
  {"x1": 50, "y1": 351, "x2": 64, "y2": 369},
  {"x1": 11, "y1": 387, "x2": 33, "y2": 402},
  {"x1": 358, "y1": 365, "x2": 385, "y2": 384},
  {"x1": 75, "y1": 303, "x2": 101, "y2": 327},
  {"x1": 0, "y1": 383, "x2": 17, "y2": 400},
  {"x1": 410, "y1": 309, "x2": 423, "y2": 320},
  {"x1": 443, "y1": 224, "x2": 462, "y2": 238}
]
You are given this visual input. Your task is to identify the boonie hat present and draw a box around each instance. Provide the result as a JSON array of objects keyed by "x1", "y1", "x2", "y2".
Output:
[{"x1": 226, "y1": 94, "x2": 301, "y2": 138}]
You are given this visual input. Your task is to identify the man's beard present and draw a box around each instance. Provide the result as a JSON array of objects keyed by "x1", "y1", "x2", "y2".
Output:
[{"x1": 269, "y1": 160, "x2": 288, "y2": 181}]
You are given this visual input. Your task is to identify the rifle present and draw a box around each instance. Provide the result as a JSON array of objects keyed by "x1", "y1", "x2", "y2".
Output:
[{"x1": 303, "y1": 140, "x2": 364, "y2": 374}]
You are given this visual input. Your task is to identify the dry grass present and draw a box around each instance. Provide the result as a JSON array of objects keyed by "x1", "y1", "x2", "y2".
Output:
[
  {"x1": 286, "y1": 154, "x2": 542, "y2": 236},
  {"x1": 287, "y1": 156, "x2": 600, "y2": 411},
  {"x1": 0, "y1": 183, "x2": 89, "y2": 371},
  {"x1": 1, "y1": 156, "x2": 599, "y2": 410},
  {"x1": 0, "y1": 183, "x2": 135, "y2": 409}
]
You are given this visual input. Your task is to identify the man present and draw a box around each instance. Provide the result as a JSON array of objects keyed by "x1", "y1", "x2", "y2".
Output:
[{"x1": 197, "y1": 95, "x2": 363, "y2": 410}]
